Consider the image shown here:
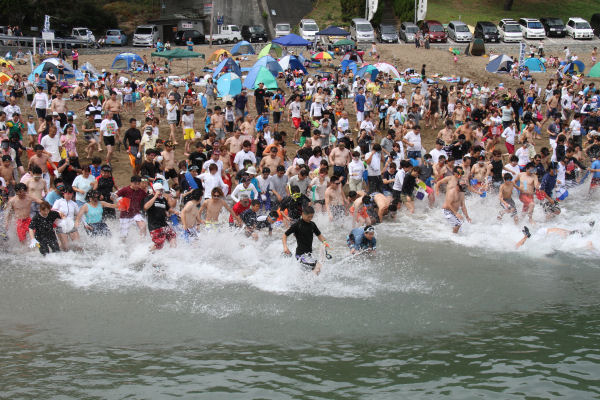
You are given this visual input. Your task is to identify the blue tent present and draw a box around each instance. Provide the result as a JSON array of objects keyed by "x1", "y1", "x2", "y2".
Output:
[
  {"x1": 278, "y1": 55, "x2": 307, "y2": 74},
  {"x1": 272, "y1": 33, "x2": 311, "y2": 47},
  {"x1": 231, "y1": 41, "x2": 255, "y2": 56},
  {"x1": 485, "y1": 54, "x2": 513, "y2": 73},
  {"x1": 253, "y1": 55, "x2": 283, "y2": 76},
  {"x1": 357, "y1": 65, "x2": 379, "y2": 81},
  {"x1": 213, "y1": 57, "x2": 242, "y2": 78},
  {"x1": 243, "y1": 65, "x2": 278, "y2": 89},
  {"x1": 341, "y1": 60, "x2": 358, "y2": 75},
  {"x1": 315, "y1": 26, "x2": 350, "y2": 37},
  {"x1": 562, "y1": 60, "x2": 585, "y2": 74},
  {"x1": 522, "y1": 58, "x2": 546, "y2": 73},
  {"x1": 28, "y1": 58, "x2": 75, "y2": 84},
  {"x1": 217, "y1": 73, "x2": 242, "y2": 97},
  {"x1": 111, "y1": 53, "x2": 143, "y2": 70}
]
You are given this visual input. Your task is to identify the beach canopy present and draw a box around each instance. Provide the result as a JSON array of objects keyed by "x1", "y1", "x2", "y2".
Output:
[
  {"x1": 588, "y1": 62, "x2": 600, "y2": 77},
  {"x1": 28, "y1": 58, "x2": 75, "y2": 83},
  {"x1": 253, "y1": 55, "x2": 283, "y2": 76},
  {"x1": 243, "y1": 65, "x2": 278, "y2": 89},
  {"x1": 522, "y1": 57, "x2": 546, "y2": 73},
  {"x1": 272, "y1": 33, "x2": 311, "y2": 47},
  {"x1": 563, "y1": 60, "x2": 585, "y2": 74},
  {"x1": 258, "y1": 43, "x2": 283, "y2": 59},
  {"x1": 207, "y1": 49, "x2": 231, "y2": 63},
  {"x1": 485, "y1": 54, "x2": 513, "y2": 73},
  {"x1": 217, "y1": 72, "x2": 242, "y2": 97},
  {"x1": 334, "y1": 38, "x2": 355, "y2": 46},
  {"x1": 152, "y1": 48, "x2": 203, "y2": 60},
  {"x1": 278, "y1": 55, "x2": 307, "y2": 74},
  {"x1": 316, "y1": 26, "x2": 350, "y2": 36},
  {"x1": 341, "y1": 60, "x2": 358, "y2": 75},
  {"x1": 373, "y1": 62, "x2": 401, "y2": 80},
  {"x1": 231, "y1": 41, "x2": 255, "y2": 56},
  {"x1": 111, "y1": 53, "x2": 143, "y2": 70},
  {"x1": 213, "y1": 57, "x2": 242, "y2": 78}
]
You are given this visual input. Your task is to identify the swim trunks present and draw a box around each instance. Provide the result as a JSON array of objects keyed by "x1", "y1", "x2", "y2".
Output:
[
  {"x1": 184, "y1": 128, "x2": 195, "y2": 141},
  {"x1": 501, "y1": 198, "x2": 517, "y2": 217},
  {"x1": 443, "y1": 208, "x2": 463, "y2": 227},
  {"x1": 519, "y1": 193, "x2": 534, "y2": 211},
  {"x1": 296, "y1": 252, "x2": 317, "y2": 270},
  {"x1": 349, "y1": 206, "x2": 369, "y2": 220},
  {"x1": 16, "y1": 218, "x2": 31, "y2": 242},
  {"x1": 150, "y1": 226, "x2": 176, "y2": 249}
]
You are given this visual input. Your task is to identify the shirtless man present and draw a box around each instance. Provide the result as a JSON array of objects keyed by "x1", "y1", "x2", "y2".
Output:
[
  {"x1": 351, "y1": 193, "x2": 373, "y2": 227},
  {"x1": 324, "y1": 174, "x2": 348, "y2": 221},
  {"x1": 161, "y1": 141, "x2": 177, "y2": 181},
  {"x1": 4, "y1": 183, "x2": 42, "y2": 243},
  {"x1": 180, "y1": 189, "x2": 203, "y2": 238},
  {"x1": 28, "y1": 144, "x2": 52, "y2": 188},
  {"x1": 199, "y1": 187, "x2": 243, "y2": 225},
  {"x1": 0, "y1": 155, "x2": 16, "y2": 196},
  {"x1": 497, "y1": 173, "x2": 519, "y2": 224},
  {"x1": 470, "y1": 155, "x2": 490, "y2": 195},
  {"x1": 433, "y1": 155, "x2": 450, "y2": 183},
  {"x1": 514, "y1": 162, "x2": 539, "y2": 223},
  {"x1": 329, "y1": 141, "x2": 351, "y2": 183},
  {"x1": 211, "y1": 106, "x2": 226, "y2": 141},
  {"x1": 259, "y1": 146, "x2": 283, "y2": 174},
  {"x1": 412, "y1": 88, "x2": 424, "y2": 109},
  {"x1": 442, "y1": 167, "x2": 472, "y2": 234},
  {"x1": 437, "y1": 120, "x2": 455, "y2": 145},
  {"x1": 455, "y1": 122, "x2": 474, "y2": 143},
  {"x1": 50, "y1": 91, "x2": 68, "y2": 126},
  {"x1": 371, "y1": 192, "x2": 397, "y2": 223},
  {"x1": 103, "y1": 91, "x2": 123, "y2": 129},
  {"x1": 26, "y1": 166, "x2": 47, "y2": 215},
  {"x1": 225, "y1": 130, "x2": 245, "y2": 163}
]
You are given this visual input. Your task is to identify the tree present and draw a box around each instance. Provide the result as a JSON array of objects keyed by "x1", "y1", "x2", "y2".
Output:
[{"x1": 503, "y1": 0, "x2": 514, "y2": 11}]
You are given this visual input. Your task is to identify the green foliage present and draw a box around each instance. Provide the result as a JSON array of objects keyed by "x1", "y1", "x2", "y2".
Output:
[
  {"x1": 340, "y1": 0, "x2": 365, "y2": 22},
  {"x1": 392, "y1": 0, "x2": 414, "y2": 22}
]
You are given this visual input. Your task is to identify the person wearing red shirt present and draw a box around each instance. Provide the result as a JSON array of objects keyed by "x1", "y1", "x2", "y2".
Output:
[{"x1": 116, "y1": 175, "x2": 148, "y2": 237}]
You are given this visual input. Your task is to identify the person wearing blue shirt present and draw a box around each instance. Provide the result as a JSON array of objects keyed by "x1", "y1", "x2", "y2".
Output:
[
  {"x1": 354, "y1": 87, "x2": 366, "y2": 130},
  {"x1": 590, "y1": 157, "x2": 600, "y2": 195},
  {"x1": 347, "y1": 225, "x2": 376, "y2": 254},
  {"x1": 540, "y1": 162, "x2": 560, "y2": 218},
  {"x1": 255, "y1": 111, "x2": 269, "y2": 132}
]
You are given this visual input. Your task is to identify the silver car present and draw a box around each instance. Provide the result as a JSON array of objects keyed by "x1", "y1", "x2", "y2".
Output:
[
  {"x1": 400, "y1": 22, "x2": 419, "y2": 43},
  {"x1": 447, "y1": 21, "x2": 473, "y2": 42}
]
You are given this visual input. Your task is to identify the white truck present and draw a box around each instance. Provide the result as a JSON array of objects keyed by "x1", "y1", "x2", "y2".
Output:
[
  {"x1": 210, "y1": 25, "x2": 242, "y2": 44},
  {"x1": 71, "y1": 27, "x2": 96, "y2": 44}
]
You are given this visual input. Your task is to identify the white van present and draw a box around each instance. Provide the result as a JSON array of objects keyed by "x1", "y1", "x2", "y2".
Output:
[
  {"x1": 299, "y1": 19, "x2": 319, "y2": 41},
  {"x1": 132, "y1": 24, "x2": 159, "y2": 47},
  {"x1": 351, "y1": 18, "x2": 375, "y2": 43}
]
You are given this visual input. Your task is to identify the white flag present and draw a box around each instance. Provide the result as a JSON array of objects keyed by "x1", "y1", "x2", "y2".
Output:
[
  {"x1": 367, "y1": 0, "x2": 379, "y2": 21},
  {"x1": 43, "y1": 15, "x2": 51, "y2": 32},
  {"x1": 417, "y1": 0, "x2": 427, "y2": 21}
]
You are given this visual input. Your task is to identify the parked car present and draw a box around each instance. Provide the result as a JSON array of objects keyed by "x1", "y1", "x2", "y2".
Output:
[
  {"x1": 474, "y1": 21, "x2": 500, "y2": 42},
  {"x1": 447, "y1": 20, "x2": 472, "y2": 42},
  {"x1": 299, "y1": 19, "x2": 319, "y2": 41},
  {"x1": 350, "y1": 18, "x2": 375, "y2": 43},
  {"x1": 211, "y1": 25, "x2": 242, "y2": 44},
  {"x1": 540, "y1": 17, "x2": 566, "y2": 37},
  {"x1": 498, "y1": 19, "x2": 523, "y2": 42},
  {"x1": 241, "y1": 25, "x2": 268, "y2": 42},
  {"x1": 566, "y1": 17, "x2": 594, "y2": 39},
  {"x1": 399, "y1": 22, "x2": 419, "y2": 43},
  {"x1": 418, "y1": 20, "x2": 447, "y2": 42},
  {"x1": 591, "y1": 13, "x2": 600, "y2": 37},
  {"x1": 174, "y1": 30, "x2": 205, "y2": 45},
  {"x1": 377, "y1": 24, "x2": 399, "y2": 43},
  {"x1": 71, "y1": 27, "x2": 95, "y2": 44},
  {"x1": 104, "y1": 29, "x2": 127, "y2": 46},
  {"x1": 518, "y1": 18, "x2": 546, "y2": 39},
  {"x1": 133, "y1": 24, "x2": 159, "y2": 47},
  {"x1": 275, "y1": 23, "x2": 291, "y2": 37}
]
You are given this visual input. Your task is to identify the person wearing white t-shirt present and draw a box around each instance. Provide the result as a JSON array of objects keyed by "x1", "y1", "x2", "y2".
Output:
[
  {"x1": 233, "y1": 141, "x2": 257, "y2": 171},
  {"x1": 40, "y1": 128, "x2": 62, "y2": 163},
  {"x1": 402, "y1": 126, "x2": 423, "y2": 161},
  {"x1": 99, "y1": 112, "x2": 120, "y2": 164},
  {"x1": 360, "y1": 115, "x2": 375, "y2": 134},
  {"x1": 365, "y1": 144, "x2": 383, "y2": 193},
  {"x1": 31, "y1": 86, "x2": 50, "y2": 122},
  {"x1": 569, "y1": 114, "x2": 582, "y2": 147},
  {"x1": 347, "y1": 151, "x2": 365, "y2": 192},
  {"x1": 501, "y1": 122, "x2": 517, "y2": 154},
  {"x1": 429, "y1": 139, "x2": 448, "y2": 164},
  {"x1": 288, "y1": 97, "x2": 302, "y2": 129},
  {"x1": 337, "y1": 112, "x2": 350, "y2": 139},
  {"x1": 72, "y1": 167, "x2": 95, "y2": 206},
  {"x1": 503, "y1": 155, "x2": 520, "y2": 180},
  {"x1": 515, "y1": 141, "x2": 531, "y2": 169}
]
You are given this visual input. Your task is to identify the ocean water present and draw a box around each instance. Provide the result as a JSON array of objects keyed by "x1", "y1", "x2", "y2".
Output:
[{"x1": 1, "y1": 185, "x2": 599, "y2": 399}]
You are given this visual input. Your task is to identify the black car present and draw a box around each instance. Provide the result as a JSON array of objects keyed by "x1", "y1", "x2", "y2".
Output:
[
  {"x1": 174, "y1": 30, "x2": 205, "y2": 46},
  {"x1": 474, "y1": 21, "x2": 500, "y2": 42},
  {"x1": 241, "y1": 25, "x2": 268, "y2": 42},
  {"x1": 377, "y1": 24, "x2": 399, "y2": 43},
  {"x1": 540, "y1": 17, "x2": 566, "y2": 37}
]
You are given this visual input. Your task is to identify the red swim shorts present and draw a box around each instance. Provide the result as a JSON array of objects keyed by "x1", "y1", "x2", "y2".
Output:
[{"x1": 150, "y1": 226, "x2": 176, "y2": 249}]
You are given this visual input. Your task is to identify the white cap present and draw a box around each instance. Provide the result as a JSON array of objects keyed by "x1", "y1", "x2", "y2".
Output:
[
  {"x1": 296, "y1": 158, "x2": 305, "y2": 165},
  {"x1": 153, "y1": 182, "x2": 164, "y2": 191},
  {"x1": 246, "y1": 166, "x2": 257, "y2": 175}
]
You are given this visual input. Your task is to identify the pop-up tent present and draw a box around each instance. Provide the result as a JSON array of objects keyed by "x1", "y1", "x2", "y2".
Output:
[
  {"x1": 272, "y1": 33, "x2": 311, "y2": 47},
  {"x1": 278, "y1": 55, "x2": 307, "y2": 74},
  {"x1": 373, "y1": 62, "x2": 401, "y2": 80},
  {"x1": 212, "y1": 57, "x2": 242, "y2": 78},
  {"x1": 231, "y1": 41, "x2": 255, "y2": 56},
  {"x1": 464, "y1": 38, "x2": 485, "y2": 56},
  {"x1": 485, "y1": 54, "x2": 513, "y2": 73},
  {"x1": 522, "y1": 57, "x2": 546, "y2": 73},
  {"x1": 342, "y1": 50, "x2": 363, "y2": 64},
  {"x1": 217, "y1": 72, "x2": 242, "y2": 97},
  {"x1": 588, "y1": 62, "x2": 600, "y2": 77},
  {"x1": 111, "y1": 53, "x2": 143, "y2": 70},
  {"x1": 207, "y1": 49, "x2": 231, "y2": 63},
  {"x1": 258, "y1": 43, "x2": 283, "y2": 59},
  {"x1": 253, "y1": 55, "x2": 283, "y2": 76},
  {"x1": 28, "y1": 58, "x2": 75, "y2": 83},
  {"x1": 357, "y1": 64, "x2": 379, "y2": 81},
  {"x1": 341, "y1": 60, "x2": 358, "y2": 75},
  {"x1": 315, "y1": 26, "x2": 351, "y2": 37},
  {"x1": 243, "y1": 65, "x2": 278, "y2": 89},
  {"x1": 562, "y1": 60, "x2": 585, "y2": 74}
]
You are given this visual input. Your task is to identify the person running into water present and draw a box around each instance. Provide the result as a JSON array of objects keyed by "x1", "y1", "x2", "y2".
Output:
[
  {"x1": 514, "y1": 162, "x2": 540, "y2": 224},
  {"x1": 27, "y1": 201, "x2": 62, "y2": 255},
  {"x1": 497, "y1": 173, "x2": 519, "y2": 224},
  {"x1": 75, "y1": 190, "x2": 119, "y2": 236},
  {"x1": 143, "y1": 182, "x2": 179, "y2": 251},
  {"x1": 516, "y1": 223, "x2": 597, "y2": 250},
  {"x1": 442, "y1": 166, "x2": 472, "y2": 234},
  {"x1": 282, "y1": 206, "x2": 330, "y2": 275},
  {"x1": 347, "y1": 225, "x2": 376, "y2": 255}
]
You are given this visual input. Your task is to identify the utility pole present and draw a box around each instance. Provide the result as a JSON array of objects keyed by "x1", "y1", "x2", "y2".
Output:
[
  {"x1": 414, "y1": 0, "x2": 417, "y2": 24},
  {"x1": 209, "y1": 1, "x2": 215, "y2": 48}
]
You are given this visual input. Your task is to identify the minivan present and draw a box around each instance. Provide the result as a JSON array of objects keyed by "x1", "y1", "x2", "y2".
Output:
[
  {"x1": 241, "y1": 25, "x2": 268, "y2": 42},
  {"x1": 351, "y1": 18, "x2": 375, "y2": 43},
  {"x1": 418, "y1": 20, "x2": 447, "y2": 42},
  {"x1": 518, "y1": 18, "x2": 546, "y2": 39},
  {"x1": 299, "y1": 19, "x2": 319, "y2": 41},
  {"x1": 540, "y1": 17, "x2": 566, "y2": 37},
  {"x1": 498, "y1": 19, "x2": 523, "y2": 42},
  {"x1": 133, "y1": 24, "x2": 159, "y2": 47},
  {"x1": 474, "y1": 21, "x2": 500, "y2": 42},
  {"x1": 447, "y1": 21, "x2": 472, "y2": 42}
]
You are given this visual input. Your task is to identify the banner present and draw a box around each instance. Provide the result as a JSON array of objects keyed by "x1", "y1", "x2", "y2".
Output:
[
  {"x1": 43, "y1": 15, "x2": 51, "y2": 32},
  {"x1": 417, "y1": 0, "x2": 427, "y2": 21},
  {"x1": 367, "y1": 0, "x2": 379, "y2": 21},
  {"x1": 518, "y1": 42, "x2": 526, "y2": 66}
]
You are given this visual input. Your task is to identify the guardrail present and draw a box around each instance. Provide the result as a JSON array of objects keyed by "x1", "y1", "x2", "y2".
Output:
[{"x1": 0, "y1": 34, "x2": 93, "y2": 49}]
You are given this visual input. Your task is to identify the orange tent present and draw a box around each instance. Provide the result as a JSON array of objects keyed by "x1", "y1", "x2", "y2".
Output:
[
  {"x1": 207, "y1": 49, "x2": 232, "y2": 63},
  {"x1": 0, "y1": 72, "x2": 11, "y2": 83}
]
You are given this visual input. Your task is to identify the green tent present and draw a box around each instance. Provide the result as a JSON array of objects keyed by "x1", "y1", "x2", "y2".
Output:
[
  {"x1": 253, "y1": 66, "x2": 278, "y2": 89},
  {"x1": 588, "y1": 62, "x2": 600, "y2": 78},
  {"x1": 257, "y1": 43, "x2": 283, "y2": 59},
  {"x1": 334, "y1": 38, "x2": 355, "y2": 46},
  {"x1": 151, "y1": 48, "x2": 204, "y2": 59}
]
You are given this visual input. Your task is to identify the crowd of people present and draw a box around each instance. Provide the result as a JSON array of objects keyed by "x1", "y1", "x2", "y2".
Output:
[{"x1": 1, "y1": 43, "x2": 599, "y2": 274}]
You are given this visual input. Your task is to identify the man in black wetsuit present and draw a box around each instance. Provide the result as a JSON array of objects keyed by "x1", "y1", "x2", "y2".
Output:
[{"x1": 282, "y1": 206, "x2": 330, "y2": 275}]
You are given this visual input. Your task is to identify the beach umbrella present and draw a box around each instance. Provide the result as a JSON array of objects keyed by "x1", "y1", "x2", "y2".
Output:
[
  {"x1": 357, "y1": 64, "x2": 379, "y2": 81},
  {"x1": 373, "y1": 62, "x2": 401, "y2": 80},
  {"x1": 253, "y1": 55, "x2": 283, "y2": 76},
  {"x1": 334, "y1": 38, "x2": 355, "y2": 46},
  {"x1": 278, "y1": 55, "x2": 307, "y2": 74},
  {"x1": 257, "y1": 43, "x2": 283, "y2": 59},
  {"x1": 111, "y1": 53, "x2": 143, "y2": 70},
  {"x1": 216, "y1": 72, "x2": 242, "y2": 97},
  {"x1": 243, "y1": 65, "x2": 278, "y2": 89},
  {"x1": 312, "y1": 51, "x2": 333, "y2": 60},
  {"x1": 231, "y1": 41, "x2": 255, "y2": 56},
  {"x1": 212, "y1": 57, "x2": 242, "y2": 78},
  {"x1": 207, "y1": 49, "x2": 231, "y2": 63},
  {"x1": 0, "y1": 72, "x2": 11, "y2": 83}
]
